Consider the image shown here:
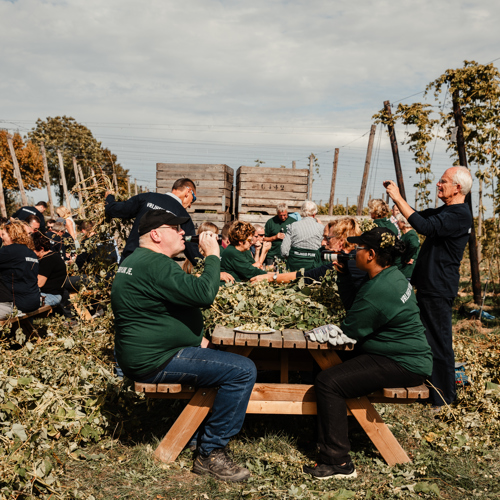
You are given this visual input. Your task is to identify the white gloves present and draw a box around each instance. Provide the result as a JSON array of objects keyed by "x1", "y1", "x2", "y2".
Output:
[{"x1": 305, "y1": 324, "x2": 357, "y2": 346}]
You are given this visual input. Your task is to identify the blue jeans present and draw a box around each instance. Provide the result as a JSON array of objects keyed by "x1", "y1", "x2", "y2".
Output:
[
  {"x1": 139, "y1": 346, "x2": 257, "y2": 456},
  {"x1": 41, "y1": 293, "x2": 62, "y2": 306}
]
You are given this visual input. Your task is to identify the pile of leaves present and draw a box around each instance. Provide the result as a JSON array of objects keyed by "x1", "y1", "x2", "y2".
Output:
[{"x1": 202, "y1": 272, "x2": 346, "y2": 334}]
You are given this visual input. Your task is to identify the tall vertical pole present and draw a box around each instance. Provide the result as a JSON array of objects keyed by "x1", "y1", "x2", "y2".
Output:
[
  {"x1": 72, "y1": 157, "x2": 85, "y2": 217},
  {"x1": 127, "y1": 177, "x2": 131, "y2": 197},
  {"x1": 478, "y1": 177, "x2": 483, "y2": 261},
  {"x1": 0, "y1": 169, "x2": 7, "y2": 217},
  {"x1": 292, "y1": 161, "x2": 296, "y2": 169},
  {"x1": 134, "y1": 179, "x2": 138, "y2": 196},
  {"x1": 6, "y1": 135, "x2": 28, "y2": 206},
  {"x1": 346, "y1": 197, "x2": 349, "y2": 215},
  {"x1": 308, "y1": 154, "x2": 314, "y2": 199},
  {"x1": 90, "y1": 167, "x2": 99, "y2": 188},
  {"x1": 383, "y1": 101, "x2": 407, "y2": 200},
  {"x1": 357, "y1": 125, "x2": 376, "y2": 215},
  {"x1": 57, "y1": 149, "x2": 72, "y2": 210},
  {"x1": 40, "y1": 143, "x2": 55, "y2": 217},
  {"x1": 452, "y1": 92, "x2": 481, "y2": 305},
  {"x1": 77, "y1": 163, "x2": 88, "y2": 201},
  {"x1": 328, "y1": 148, "x2": 339, "y2": 215}
]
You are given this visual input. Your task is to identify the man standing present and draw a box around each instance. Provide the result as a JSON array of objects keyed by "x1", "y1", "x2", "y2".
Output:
[
  {"x1": 12, "y1": 201, "x2": 47, "y2": 233},
  {"x1": 264, "y1": 203, "x2": 295, "y2": 263},
  {"x1": 385, "y1": 166, "x2": 473, "y2": 407},
  {"x1": 105, "y1": 178, "x2": 202, "y2": 264},
  {"x1": 111, "y1": 210, "x2": 256, "y2": 481}
]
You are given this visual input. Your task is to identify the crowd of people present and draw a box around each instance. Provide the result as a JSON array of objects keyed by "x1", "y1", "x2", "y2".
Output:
[{"x1": 1, "y1": 165, "x2": 474, "y2": 482}]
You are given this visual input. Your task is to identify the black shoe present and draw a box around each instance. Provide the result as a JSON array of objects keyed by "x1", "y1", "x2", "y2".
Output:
[
  {"x1": 303, "y1": 461, "x2": 357, "y2": 479},
  {"x1": 192, "y1": 448, "x2": 250, "y2": 482}
]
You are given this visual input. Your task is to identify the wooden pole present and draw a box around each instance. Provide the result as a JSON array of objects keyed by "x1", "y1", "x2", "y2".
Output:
[
  {"x1": 127, "y1": 177, "x2": 131, "y2": 197},
  {"x1": 292, "y1": 161, "x2": 296, "y2": 169},
  {"x1": 328, "y1": 148, "x2": 339, "y2": 216},
  {"x1": 308, "y1": 154, "x2": 314, "y2": 199},
  {"x1": 57, "y1": 149, "x2": 72, "y2": 210},
  {"x1": 0, "y1": 169, "x2": 7, "y2": 217},
  {"x1": 112, "y1": 166, "x2": 119, "y2": 193},
  {"x1": 6, "y1": 135, "x2": 28, "y2": 206},
  {"x1": 383, "y1": 101, "x2": 407, "y2": 200},
  {"x1": 134, "y1": 179, "x2": 138, "y2": 196},
  {"x1": 478, "y1": 177, "x2": 483, "y2": 261},
  {"x1": 357, "y1": 125, "x2": 376, "y2": 215},
  {"x1": 77, "y1": 163, "x2": 88, "y2": 202},
  {"x1": 40, "y1": 143, "x2": 55, "y2": 217},
  {"x1": 346, "y1": 197, "x2": 349, "y2": 215},
  {"x1": 452, "y1": 91, "x2": 481, "y2": 305},
  {"x1": 90, "y1": 167, "x2": 99, "y2": 188},
  {"x1": 72, "y1": 157, "x2": 85, "y2": 217},
  {"x1": 435, "y1": 185, "x2": 439, "y2": 208}
]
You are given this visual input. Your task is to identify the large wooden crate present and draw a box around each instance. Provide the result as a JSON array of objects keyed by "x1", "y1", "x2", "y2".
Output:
[
  {"x1": 191, "y1": 212, "x2": 233, "y2": 231},
  {"x1": 236, "y1": 166, "x2": 309, "y2": 215},
  {"x1": 156, "y1": 163, "x2": 234, "y2": 213}
]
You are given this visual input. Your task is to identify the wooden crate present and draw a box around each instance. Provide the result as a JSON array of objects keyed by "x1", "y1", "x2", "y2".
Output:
[
  {"x1": 156, "y1": 163, "x2": 234, "y2": 214},
  {"x1": 191, "y1": 212, "x2": 233, "y2": 231},
  {"x1": 236, "y1": 166, "x2": 309, "y2": 215}
]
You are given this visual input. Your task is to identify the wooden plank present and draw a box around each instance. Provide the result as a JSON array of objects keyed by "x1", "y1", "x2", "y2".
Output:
[
  {"x1": 156, "y1": 184, "x2": 232, "y2": 196},
  {"x1": 237, "y1": 173, "x2": 308, "y2": 185},
  {"x1": 309, "y1": 349, "x2": 343, "y2": 370},
  {"x1": 157, "y1": 172, "x2": 233, "y2": 182},
  {"x1": 249, "y1": 383, "x2": 316, "y2": 401},
  {"x1": 157, "y1": 384, "x2": 184, "y2": 394},
  {"x1": 383, "y1": 387, "x2": 408, "y2": 398},
  {"x1": 246, "y1": 401, "x2": 317, "y2": 415},
  {"x1": 407, "y1": 384, "x2": 429, "y2": 399},
  {"x1": 191, "y1": 213, "x2": 232, "y2": 230},
  {"x1": 282, "y1": 329, "x2": 307, "y2": 349},
  {"x1": 157, "y1": 180, "x2": 233, "y2": 190},
  {"x1": 135, "y1": 382, "x2": 159, "y2": 393},
  {"x1": 153, "y1": 388, "x2": 217, "y2": 463},
  {"x1": 238, "y1": 190, "x2": 306, "y2": 201},
  {"x1": 346, "y1": 395, "x2": 411, "y2": 465},
  {"x1": 305, "y1": 338, "x2": 330, "y2": 349},
  {"x1": 157, "y1": 163, "x2": 233, "y2": 173},
  {"x1": 258, "y1": 330, "x2": 283, "y2": 348},
  {"x1": 212, "y1": 325, "x2": 235, "y2": 345},
  {"x1": 234, "y1": 331, "x2": 260, "y2": 346},
  {"x1": 237, "y1": 166, "x2": 309, "y2": 176},
  {"x1": 238, "y1": 181, "x2": 308, "y2": 193}
]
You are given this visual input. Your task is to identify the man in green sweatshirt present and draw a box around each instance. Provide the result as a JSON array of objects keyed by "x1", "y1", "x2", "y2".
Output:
[{"x1": 111, "y1": 210, "x2": 256, "y2": 482}]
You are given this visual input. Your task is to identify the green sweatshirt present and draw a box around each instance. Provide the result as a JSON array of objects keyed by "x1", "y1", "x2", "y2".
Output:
[
  {"x1": 220, "y1": 244, "x2": 267, "y2": 282},
  {"x1": 399, "y1": 230, "x2": 420, "y2": 278},
  {"x1": 111, "y1": 248, "x2": 221, "y2": 379},
  {"x1": 341, "y1": 266, "x2": 432, "y2": 376},
  {"x1": 264, "y1": 215, "x2": 296, "y2": 259},
  {"x1": 373, "y1": 217, "x2": 398, "y2": 235}
]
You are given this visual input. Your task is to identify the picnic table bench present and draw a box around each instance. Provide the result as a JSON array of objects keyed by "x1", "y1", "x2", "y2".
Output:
[
  {"x1": 135, "y1": 325, "x2": 428, "y2": 466},
  {"x1": 0, "y1": 304, "x2": 53, "y2": 335}
]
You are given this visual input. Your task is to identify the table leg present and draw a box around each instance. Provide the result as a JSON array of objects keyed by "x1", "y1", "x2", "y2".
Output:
[
  {"x1": 309, "y1": 350, "x2": 411, "y2": 466},
  {"x1": 153, "y1": 387, "x2": 217, "y2": 463}
]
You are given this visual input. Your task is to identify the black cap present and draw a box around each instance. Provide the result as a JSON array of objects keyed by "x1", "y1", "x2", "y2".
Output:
[
  {"x1": 138, "y1": 210, "x2": 189, "y2": 236},
  {"x1": 347, "y1": 227, "x2": 395, "y2": 250}
]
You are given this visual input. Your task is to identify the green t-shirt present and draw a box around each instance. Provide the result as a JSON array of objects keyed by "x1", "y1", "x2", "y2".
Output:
[
  {"x1": 374, "y1": 218, "x2": 398, "y2": 235},
  {"x1": 220, "y1": 244, "x2": 266, "y2": 282},
  {"x1": 399, "y1": 230, "x2": 420, "y2": 278},
  {"x1": 264, "y1": 215, "x2": 296, "y2": 259},
  {"x1": 341, "y1": 266, "x2": 433, "y2": 376},
  {"x1": 111, "y1": 248, "x2": 221, "y2": 379}
]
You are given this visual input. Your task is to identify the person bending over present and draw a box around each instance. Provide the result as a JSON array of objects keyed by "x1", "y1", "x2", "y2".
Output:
[{"x1": 303, "y1": 227, "x2": 432, "y2": 479}]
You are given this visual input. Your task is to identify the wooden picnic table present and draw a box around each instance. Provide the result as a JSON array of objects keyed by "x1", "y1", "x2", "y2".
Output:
[{"x1": 136, "y1": 325, "x2": 428, "y2": 466}]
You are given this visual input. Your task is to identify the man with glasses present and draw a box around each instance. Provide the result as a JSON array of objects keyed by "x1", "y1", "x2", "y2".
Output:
[
  {"x1": 105, "y1": 178, "x2": 202, "y2": 264},
  {"x1": 112, "y1": 210, "x2": 256, "y2": 482},
  {"x1": 385, "y1": 166, "x2": 473, "y2": 408}
]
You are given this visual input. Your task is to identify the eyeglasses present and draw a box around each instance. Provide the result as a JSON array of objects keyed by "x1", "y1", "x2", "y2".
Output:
[
  {"x1": 355, "y1": 246, "x2": 368, "y2": 251},
  {"x1": 189, "y1": 189, "x2": 197, "y2": 203},
  {"x1": 158, "y1": 224, "x2": 182, "y2": 232},
  {"x1": 246, "y1": 237, "x2": 254, "y2": 242},
  {"x1": 255, "y1": 233, "x2": 265, "y2": 237}
]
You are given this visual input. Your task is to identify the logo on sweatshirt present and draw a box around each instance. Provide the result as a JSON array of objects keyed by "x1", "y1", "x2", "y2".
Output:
[
  {"x1": 117, "y1": 266, "x2": 133, "y2": 275},
  {"x1": 400, "y1": 283, "x2": 412, "y2": 304},
  {"x1": 26, "y1": 257, "x2": 38, "y2": 263}
]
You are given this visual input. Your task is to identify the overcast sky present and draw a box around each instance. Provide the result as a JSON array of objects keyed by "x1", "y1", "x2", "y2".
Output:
[{"x1": 1, "y1": 0, "x2": 499, "y2": 214}]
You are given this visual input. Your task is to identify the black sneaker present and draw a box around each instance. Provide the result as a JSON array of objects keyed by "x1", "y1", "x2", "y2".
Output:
[
  {"x1": 303, "y1": 461, "x2": 357, "y2": 479},
  {"x1": 193, "y1": 448, "x2": 250, "y2": 482}
]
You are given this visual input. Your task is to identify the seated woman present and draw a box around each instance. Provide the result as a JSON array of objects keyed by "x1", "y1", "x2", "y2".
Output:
[
  {"x1": 395, "y1": 213, "x2": 420, "y2": 280},
  {"x1": 303, "y1": 227, "x2": 432, "y2": 479},
  {"x1": 182, "y1": 221, "x2": 234, "y2": 283},
  {"x1": 220, "y1": 221, "x2": 268, "y2": 282},
  {"x1": 281, "y1": 200, "x2": 325, "y2": 271},
  {"x1": 32, "y1": 232, "x2": 67, "y2": 306},
  {"x1": 0, "y1": 221, "x2": 40, "y2": 318},
  {"x1": 368, "y1": 198, "x2": 398, "y2": 235}
]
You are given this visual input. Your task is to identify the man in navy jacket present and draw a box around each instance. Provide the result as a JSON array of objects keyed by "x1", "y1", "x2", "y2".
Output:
[{"x1": 385, "y1": 166, "x2": 473, "y2": 407}]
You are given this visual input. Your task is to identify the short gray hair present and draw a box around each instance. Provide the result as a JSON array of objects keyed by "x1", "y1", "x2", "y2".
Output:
[
  {"x1": 396, "y1": 213, "x2": 411, "y2": 228},
  {"x1": 451, "y1": 166, "x2": 473, "y2": 195},
  {"x1": 300, "y1": 200, "x2": 318, "y2": 217},
  {"x1": 276, "y1": 203, "x2": 288, "y2": 213},
  {"x1": 253, "y1": 224, "x2": 264, "y2": 231}
]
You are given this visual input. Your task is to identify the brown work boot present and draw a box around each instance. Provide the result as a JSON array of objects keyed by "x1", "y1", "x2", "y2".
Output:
[{"x1": 192, "y1": 448, "x2": 250, "y2": 482}]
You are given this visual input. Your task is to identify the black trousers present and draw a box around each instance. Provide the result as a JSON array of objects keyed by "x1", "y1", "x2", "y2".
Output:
[
  {"x1": 416, "y1": 293, "x2": 456, "y2": 406},
  {"x1": 315, "y1": 353, "x2": 425, "y2": 465}
]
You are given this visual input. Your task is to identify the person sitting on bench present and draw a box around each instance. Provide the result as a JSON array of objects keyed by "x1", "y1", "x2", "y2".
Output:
[
  {"x1": 303, "y1": 227, "x2": 433, "y2": 480},
  {"x1": 111, "y1": 210, "x2": 257, "y2": 482}
]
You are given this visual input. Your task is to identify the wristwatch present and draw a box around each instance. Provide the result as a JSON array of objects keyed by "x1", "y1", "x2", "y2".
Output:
[{"x1": 273, "y1": 273, "x2": 278, "y2": 282}]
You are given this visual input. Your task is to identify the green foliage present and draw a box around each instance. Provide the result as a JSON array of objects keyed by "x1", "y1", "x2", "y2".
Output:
[{"x1": 317, "y1": 203, "x2": 369, "y2": 216}]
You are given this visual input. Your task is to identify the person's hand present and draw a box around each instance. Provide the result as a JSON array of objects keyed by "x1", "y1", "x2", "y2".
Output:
[
  {"x1": 383, "y1": 180, "x2": 401, "y2": 201},
  {"x1": 198, "y1": 231, "x2": 220, "y2": 258},
  {"x1": 333, "y1": 261, "x2": 346, "y2": 273},
  {"x1": 250, "y1": 273, "x2": 273, "y2": 283},
  {"x1": 220, "y1": 272, "x2": 235, "y2": 283},
  {"x1": 263, "y1": 241, "x2": 272, "y2": 252},
  {"x1": 276, "y1": 232, "x2": 285, "y2": 240},
  {"x1": 254, "y1": 240, "x2": 262, "y2": 250},
  {"x1": 105, "y1": 190, "x2": 115, "y2": 197},
  {"x1": 406, "y1": 258, "x2": 414, "y2": 265},
  {"x1": 201, "y1": 337, "x2": 214, "y2": 348}
]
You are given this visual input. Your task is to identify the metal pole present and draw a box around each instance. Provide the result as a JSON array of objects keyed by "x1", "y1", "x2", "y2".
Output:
[
  {"x1": 357, "y1": 125, "x2": 376, "y2": 215},
  {"x1": 383, "y1": 101, "x2": 407, "y2": 200},
  {"x1": 452, "y1": 91, "x2": 481, "y2": 305}
]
